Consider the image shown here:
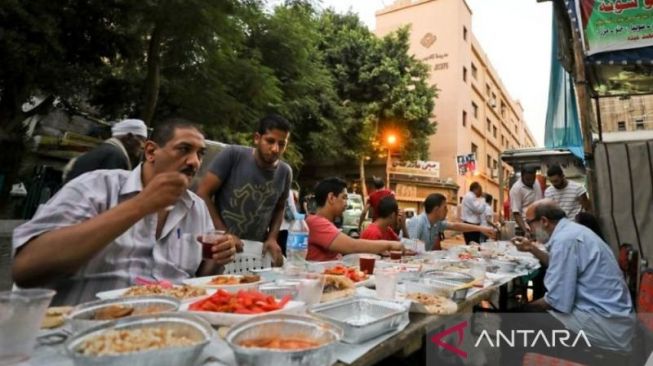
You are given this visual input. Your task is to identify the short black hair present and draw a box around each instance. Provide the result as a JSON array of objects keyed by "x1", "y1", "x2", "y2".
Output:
[
  {"x1": 521, "y1": 166, "x2": 537, "y2": 175},
  {"x1": 257, "y1": 114, "x2": 291, "y2": 135},
  {"x1": 533, "y1": 202, "x2": 566, "y2": 221},
  {"x1": 151, "y1": 118, "x2": 203, "y2": 146},
  {"x1": 372, "y1": 176, "x2": 385, "y2": 189},
  {"x1": 424, "y1": 193, "x2": 446, "y2": 214},
  {"x1": 547, "y1": 164, "x2": 564, "y2": 177},
  {"x1": 377, "y1": 195, "x2": 398, "y2": 219},
  {"x1": 470, "y1": 182, "x2": 481, "y2": 191},
  {"x1": 485, "y1": 193, "x2": 493, "y2": 204},
  {"x1": 314, "y1": 177, "x2": 347, "y2": 207},
  {"x1": 574, "y1": 212, "x2": 604, "y2": 240}
]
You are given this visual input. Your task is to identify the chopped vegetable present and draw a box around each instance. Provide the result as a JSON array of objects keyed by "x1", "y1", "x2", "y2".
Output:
[
  {"x1": 323, "y1": 265, "x2": 368, "y2": 282},
  {"x1": 188, "y1": 289, "x2": 290, "y2": 314}
]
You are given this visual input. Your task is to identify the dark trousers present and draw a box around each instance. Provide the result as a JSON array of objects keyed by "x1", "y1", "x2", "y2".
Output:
[{"x1": 462, "y1": 221, "x2": 481, "y2": 245}]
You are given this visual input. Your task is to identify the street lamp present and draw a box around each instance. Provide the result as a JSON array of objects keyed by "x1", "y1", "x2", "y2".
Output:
[{"x1": 385, "y1": 133, "x2": 397, "y2": 189}]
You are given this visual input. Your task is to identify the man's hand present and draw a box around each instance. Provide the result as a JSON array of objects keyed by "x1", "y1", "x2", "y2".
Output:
[
  {"x1": 198, "y1": 235, "x2": 236, "y2": 266},
  {"x1": 481, "y1": 227, "x2": 497, "y2": 240},
  {"x1": 227, "y1": 234, "x2": 244, "y2": 253},
  {"x1": 135, "y1": 172, "x2": 188, "y2": 214},
  {"x1": 511, "y1": 236, "x2": 534, "y2": 252},
  {"x1": 263, "y1": 238, "x2": 284, "y2": 267}
]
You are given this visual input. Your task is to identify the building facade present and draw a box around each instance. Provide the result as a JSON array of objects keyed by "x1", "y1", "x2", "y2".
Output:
[
  {"x1": 376, "y1": 0, "x2": 537, "y2": 215},
  {"x1": 596, "y1": 95, "x2": 653, "y2": 133}
]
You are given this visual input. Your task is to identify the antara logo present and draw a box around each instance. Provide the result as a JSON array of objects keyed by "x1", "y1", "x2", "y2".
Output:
[
  {"x1": 430, "y1": 321, "x2": 468, "y2": 359},
  {"x1": 474, "y1": 330, "x2": 592, "y2": 348}
]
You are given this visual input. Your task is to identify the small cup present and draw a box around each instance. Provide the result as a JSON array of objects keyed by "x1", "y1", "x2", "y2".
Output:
[
  {"x1": 390, "y1": 250, "x2": 402, "y2": 261},
  {"x1": 375, "y1": 269, "x2": 397, "y2": 300},
  {"x1": 201, "y1": 230, "x2": 227, "y2": 260},
  {"x1": 359, "y1": 255, "x2": 376, "y2": 275},
  {"x1": 296, "y1": 273, "x2": 325, "y2": 307}
]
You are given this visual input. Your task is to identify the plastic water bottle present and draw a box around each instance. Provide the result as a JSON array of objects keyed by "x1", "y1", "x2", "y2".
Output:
[{"x1": 286, "y1": 213, "x2": 309, "y2": 268}]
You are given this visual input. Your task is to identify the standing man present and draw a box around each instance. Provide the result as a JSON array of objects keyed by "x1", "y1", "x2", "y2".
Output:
[
  {"x1": 197, "y1": 114, "x2": 292, "y2": 266},
  {"x1": 306, "y1": 177, "x2": 404, "y2": 261},
  {"x1": 64, "y1": 119, "x2": 148, "y2": 182},
  {"x1": 408, "y1": 193, "x2": 495, "y2": 251},
  {"x1": 480, "y1": 193, "x2": 498, "y2": 242},
  {"x1": 13, "y1": 119, "x2": 235, "y2": 305},
  {"x1": 460, "y1": 182, "x2": 485, "y2": 244},
  {"x1": 358, "y1": 177, "x2": 393, "y2": 232},
  {"x1": 544, "y1": 164, "x2": 590, "y2": 218},
  {"x1": 510, "y1": 167, "x2": 543, "y2": 237}
]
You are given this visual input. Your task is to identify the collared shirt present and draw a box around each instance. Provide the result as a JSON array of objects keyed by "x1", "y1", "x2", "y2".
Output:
[
  {"x1": 13, "y1": 165, "x2": 214, "y2": 306},
  {"x1": 544, "y1": 219, "x2": 634, "y2": 351},
  {"x1": 480, "y1": 204, "x2": 493, "y2": 227},
  {"x1": 461, "y1": 191, "x2": 485, "y2": 224},
  {"x1": 407, "y1": 213, "x2": 448, "y2": 251},
  {"x1": 509, "y1": 179, "x2": 543, "y2": 217},
  {"x1": 544, "y1": 180, "x2": 586, "y2": 218}
]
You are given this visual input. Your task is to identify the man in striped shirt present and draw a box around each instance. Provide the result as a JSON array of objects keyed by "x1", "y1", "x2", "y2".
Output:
[
  {"x1": 12, "y1": 119, "x2": 236, "y2": 305},
  {"x1": 544, "y1": 164, "x2": 590, "y2": 218}
]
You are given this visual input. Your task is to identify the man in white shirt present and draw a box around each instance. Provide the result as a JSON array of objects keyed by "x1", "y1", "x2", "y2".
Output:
[
  {"x1": 510, "y1": 167, "x2": 543, "y2": 237},
  {"x1": 480, "y1": 193, "x2": 497, "y2": 242},
  {"x1": 12, "y1": 119, "x2": 236, "y2": 305},
  {"x1": 544, "y1": 164, "x2": 590, "y2": 218},
  {"x1": 461, "y1": 182, "x2": 485, "y2": 244}
]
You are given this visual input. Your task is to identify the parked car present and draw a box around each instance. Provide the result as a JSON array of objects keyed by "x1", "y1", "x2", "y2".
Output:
[{"x1": 342, "y1": 194, "x2": 365, "y2": 238}]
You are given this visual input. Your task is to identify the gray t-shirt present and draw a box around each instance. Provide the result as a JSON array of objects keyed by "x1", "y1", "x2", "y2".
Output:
[{"x1": 209, "y1": 145, "x2": 292, "y2": 241}]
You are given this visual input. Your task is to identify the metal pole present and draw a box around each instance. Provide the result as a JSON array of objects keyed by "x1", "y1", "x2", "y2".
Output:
[{"x1": 386, "y1": 148, "x2": 391, "y2": 190}]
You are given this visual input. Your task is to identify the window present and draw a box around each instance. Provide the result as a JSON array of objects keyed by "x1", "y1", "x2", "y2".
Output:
[
  {"x1": 487, "y1": 154, "x2": 492, "y2": 168},
  {"x1": 491, "y1": 93, "x2": 497, "y2": 107},
  {"x1": 500, "y1": 101, "x2": 506, "y2": 118},
  {"x1": 485, "y1": 84, "x2": 491, "y2": 97},
  {"x1": 493, "y1": 125, "x2": 497, "y2": 138},
  {"x1": 463, "y1": 26, "x2": 467, "y2": 41},
  {"x1": 493, "y1": 159, "x2": 498, "y2": 169},
  {"x1": 636, "y1": 119, "x2": 645, "y2": 130},
  {"x1": 471, "y1": 63, "x2": 477, "y2": 79},
  {"x1": 472, "y1": 102, "x2": 478, "y2": 118},
  {"x1": 514, "y1": 124, "x2": 518, "y2": 134},
  {"x1": 501, "y1": 135, "x2": 505, "y2": 146},
  {"x1": 486, "y1": 118, "x2": 491, "y2": 132},
  {"x1": 462, "y1": 110, "x2": 467, "y2": 127},
  {"x1": 618, "y1": 121, "x2": 626, "y2": 131},
  {"x1": 463, "y1": 67, "x2": 467, "y2": 82},
  {"x1": 471, "y1": 143, "x2": 478, "y2": 156}
]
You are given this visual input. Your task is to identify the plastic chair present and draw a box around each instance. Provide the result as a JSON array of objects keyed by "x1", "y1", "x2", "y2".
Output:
[{"x1": 222, "y1": 240, "x2": 273, "y2": 274}]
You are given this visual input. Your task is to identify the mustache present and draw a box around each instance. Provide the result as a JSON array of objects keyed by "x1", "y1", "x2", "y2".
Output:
[{"x1": 180, "y1": 166, "x2": 196, "y2": 177}]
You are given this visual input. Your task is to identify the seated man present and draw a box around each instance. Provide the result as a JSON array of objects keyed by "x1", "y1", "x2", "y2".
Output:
[
  {"x1": 12, "y1": 119, "x2": 236, "y2": 305},
  {"x1": 408, "y1": 193, "x2": 496, "y2": 250},
  {"x1": 360, "y1": 196, "x2": 402, "y2": 241},
  {"x1": 306, "y1": 177, "x2": 404, "y2": 261},
  {"x1": 508, "y1": 200, "x2": 634, "y2": 361}
]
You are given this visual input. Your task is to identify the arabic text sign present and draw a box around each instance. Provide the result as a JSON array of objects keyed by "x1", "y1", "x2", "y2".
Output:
[
  {"x1": 390, "y1": 160, "x2": 440, "y2": 178},
  {"x1": 576, "y1": 0, "x2": 653, "y2": 55}
]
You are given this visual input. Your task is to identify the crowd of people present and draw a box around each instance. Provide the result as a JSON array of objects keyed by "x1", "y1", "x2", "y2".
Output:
[{"x1": 11, "y1": 114, "x2": 634, "y2": 360}]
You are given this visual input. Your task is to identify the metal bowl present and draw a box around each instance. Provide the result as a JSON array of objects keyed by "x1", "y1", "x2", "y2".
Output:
[
  {"x1": 226, "y1": 314, "x2": 343, "y2": 366},
  {"x1": 67, "y1": 296, "x2": 180, "y2": 332},
  {"x1": 420, "y1": 270, "x2": 476, "y2": 302},
  {"x1": 65, "y1": 312, "x2": 212, "y2": 366}
]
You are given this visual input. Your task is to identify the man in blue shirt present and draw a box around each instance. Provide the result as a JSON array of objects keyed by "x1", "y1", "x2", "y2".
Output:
[
  {"x1": 506, "y1": 199, "x2": 634, "y2": 362},
  {"x1": 407, "y1": 193, "x2": 495, "y2": 250}
]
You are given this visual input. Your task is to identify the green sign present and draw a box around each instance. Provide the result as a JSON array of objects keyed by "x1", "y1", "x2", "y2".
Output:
[{"x1": 576, "y1": 0, "x2": 653, "y2": 55}]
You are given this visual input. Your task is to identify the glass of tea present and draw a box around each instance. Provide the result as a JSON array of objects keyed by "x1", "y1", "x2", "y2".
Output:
[
  {"x1": 359, "y1": 254, "x2": 376, "y2": 275},
  {"x1": 200, "y1": 230, "x2": 227, "y2": 260}
]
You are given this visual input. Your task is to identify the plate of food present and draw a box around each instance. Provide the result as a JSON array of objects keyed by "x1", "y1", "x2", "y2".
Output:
[
  {"x1": 96, "y1": 284, "x2": 210, "y2": 303},
  {"x1": 403, "y1": 292, "x2": 458, "y2": 314},
  {"x1": 182, "y1": 274, "x2": 262, "y2": 292},
  {"x1": 321, "y1": 274, "x2": 356, "y2": 303},
  {"x1": 182, "y1": 289, "x2": 305, "y2": 326},
  {"x1": 322, "y1": 265, "x2": 374, "y2": 287}
]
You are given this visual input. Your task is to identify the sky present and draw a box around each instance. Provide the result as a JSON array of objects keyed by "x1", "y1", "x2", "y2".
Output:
[{"x1": 314, "y1": 0, "x2": 553, "y2": 146}]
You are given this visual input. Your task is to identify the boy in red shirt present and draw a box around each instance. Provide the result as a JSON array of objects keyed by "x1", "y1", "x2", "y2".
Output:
[
  {"x1": 306, "y1": 177, "x2": 404, "y2": 261},
  {"x1": 358, "y1": 177, "x2": 393, "y2": 231},
  {"x1": 361, "y1": 196, "x2": 407, "y2": 241}
]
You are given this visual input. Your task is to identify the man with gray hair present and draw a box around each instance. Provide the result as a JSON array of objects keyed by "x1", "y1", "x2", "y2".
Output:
[
  {"x1": 511, "y1": 199, "x2": 634, "y2": 357},
  {"x1": 64, "y1": 119, "x2": 148, "y2": 182}
]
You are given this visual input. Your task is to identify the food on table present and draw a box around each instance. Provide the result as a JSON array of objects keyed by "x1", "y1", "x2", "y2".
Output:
[
  {"x1": 77, "y1": 327, "x2": 199, "y2": 356},
  {"x1": 406, "y1": 292, "x2": 455, "y2": 314},
  {"x1": 188, "y1": 289, "x2": 290, "y2": 314},
  {"x1": 92, "y1": 304, "x2": 169, "y2": 320},
  {"x1": 123, "y1": 284, "x2": 207, "y2": 299},
  {"x1": 41, "y1": 306, "x2": 73, "y2": 329},
  {"x1": 321, "y1": 274, "x2": 355, "y2": 303},
  {"x1": 238, "y1": 337, "x2": 322, "y2": 350},
  {"x1": 208, "y1": 275, "x2": 261, "y2": 285},
  {"x1": 323, "y1": 265, "x2": 369, "y2": 282}
]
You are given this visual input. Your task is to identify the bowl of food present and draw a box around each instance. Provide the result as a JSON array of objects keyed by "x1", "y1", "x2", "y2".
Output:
[
  {"x1": 226, "y1": 314, "x2": 343, "y2": 366},
  {"x1": 68, "y1": 296, "x2": 180, "y2": 332},
  {"x1": 65, "y1": 313, "x2": 211, "y2": 366},
  {"x1": 182, "y1": 274, "x2": 262, "y2": 293}
]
